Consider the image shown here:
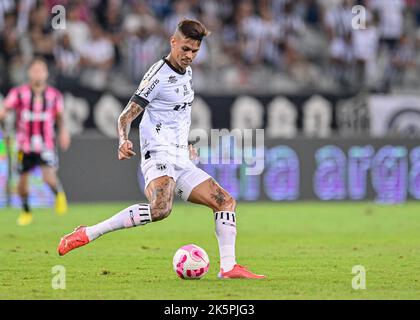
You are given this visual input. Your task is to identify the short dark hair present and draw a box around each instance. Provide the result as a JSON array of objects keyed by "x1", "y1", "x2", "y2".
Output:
[
  {"x1": 176, "y1": 19, "x2": 210, "y2": 42},
  {"x1": 29, "y1": 56, "x2": 48, "y2": 68}
]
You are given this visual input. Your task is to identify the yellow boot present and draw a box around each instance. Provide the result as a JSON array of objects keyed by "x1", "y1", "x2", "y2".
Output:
[
  {"x1": 55, "y1": 192, "x2": 68, "y2": 215},
  {"x1": 17, "y1": 212, "x2": 33, "y2": 226}
]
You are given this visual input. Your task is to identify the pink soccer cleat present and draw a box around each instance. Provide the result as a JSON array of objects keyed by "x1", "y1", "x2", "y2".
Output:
[
  {"x1": 58, "y1": 226, "x2": 90, "y2": 256},
  {"x1": 218, "y1": 264, "x2": 266, "y2": 279}
]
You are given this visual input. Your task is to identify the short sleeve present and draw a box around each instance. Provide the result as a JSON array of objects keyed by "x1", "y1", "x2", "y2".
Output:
[
  {"x1": 3, "y1": 87, "x2": 20, "y2": 110},
  {"x1": 130, "y1": 74, "x2": 161, "y2": 108},
  {"x1": 129, "y1": 60, "x2": 165, "y2": 108}
]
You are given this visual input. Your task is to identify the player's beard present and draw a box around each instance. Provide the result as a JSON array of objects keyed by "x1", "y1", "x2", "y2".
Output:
[
  {"x1": 181, "y1": 59, "x2": 191, "y2": 68},
  {"x1": 182, "y1": 57, "x2": 192, "y2": 64}
]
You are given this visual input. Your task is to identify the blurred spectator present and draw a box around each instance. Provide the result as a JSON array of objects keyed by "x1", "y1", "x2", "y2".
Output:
[
  {"x1": 278, "y1": 1, "x2": 307, "y2": 74},
  {"x1": 329, "y1": 32, "x2": 354, "y2": 86},
  {"x1": 324, "y1": 0, "x2": 354, "y2": 40},
  {"x1": 164, "y1": 0, "x2": 197, "y2": 37},
  {"x1": 304, "y1": 0, "x2": 322, "y2": 27},
  {"x1": 323, "y1": 0, "x2": 355, "y2": 86},
  {"x1": 0, "y1": 0, "x2": 419, "y2": 94},
  {"x1": 385, "y1": 35, "x2": 417, "y2": 88},
  {"x1": 0, "y1": 12, "x2": 21, "y2": 86},
  {"x1": 352, "y1": 16, "x2": 380, "y2": 88},
  {"x1": 258, "y1": 4, "x2": 282, "y2": 70},
  {"x1": 145, "y1": 0, "x2": 172, "y2": 20},
  {"x1": 16, "y1": 0, "x2": 37, "y2": 35},
  {"x1": 369, "y1": 0, "x2": 406, "y2": 51},
  {"x1": 125, "y1": 24, "x2": 166, "y2": 84},
  {"x1": 0, "y1": 12, "x2": 20, "y2": 64},
  {"x1": 123, "y1": 0, "x2": 159, "y2": 34},
  {"x1": 64, "y1": 4, "x2": 90, "y2": 53},
  {"x1": 0, "y1": 0, "x2": 15, "y2": 32},
  {"x1": 97, "y1": 0, "x2": 124, "y2": 66},
  {"x1": 280, "y1": 1, "x2": 306, "y2": 44},
  {"x1": 54, "y1": 32, "x2": 81, "y2": 83},
  {"x1": 28, "y1": 3, "x2": 54, "y2": 63},
  {"x1": 235, "y1": 0, "x2": 263, "y2": 66},
  {"x1": 79, "y1": 21, "x2": 114, "y2": 90}
]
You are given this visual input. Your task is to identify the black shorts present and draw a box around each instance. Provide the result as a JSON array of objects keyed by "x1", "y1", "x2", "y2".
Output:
[{"x1": 17, "y1": 151, "x2": 58, "y2": 174}]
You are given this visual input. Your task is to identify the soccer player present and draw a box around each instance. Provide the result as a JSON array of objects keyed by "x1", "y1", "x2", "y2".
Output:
[
  {"x1": 0, "y1": 57, "x2": 70, "y2": 226},
  {"x1": 58, "y1": 20, "x2": 264, "y2": 279}
]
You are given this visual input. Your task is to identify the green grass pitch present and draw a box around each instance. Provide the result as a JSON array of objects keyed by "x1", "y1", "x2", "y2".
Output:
[{"x1": 1, "y1": 201, "x2": 420, "y2": 299}]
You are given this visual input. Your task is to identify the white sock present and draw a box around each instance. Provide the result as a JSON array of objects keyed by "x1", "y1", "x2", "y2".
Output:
[
  {"x1": 214, "y1": 211, "x2": 237, "y2": 272},
  {"x1": 85, "y1": 203, "x2": 151, "y2": 241}
]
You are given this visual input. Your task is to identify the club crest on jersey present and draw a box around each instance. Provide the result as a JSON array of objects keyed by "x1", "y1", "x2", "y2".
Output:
[
  {"x1": 156, "y1": 163, "x2": 167, "y2": 171},
  {"x1": 168, "y1": 75, "x2": 177, "y2": 84}
]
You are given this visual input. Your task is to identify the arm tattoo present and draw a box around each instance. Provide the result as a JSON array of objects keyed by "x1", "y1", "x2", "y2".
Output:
[{"x1": 118, "y1": 101, "x2": 143, "y2": 142}]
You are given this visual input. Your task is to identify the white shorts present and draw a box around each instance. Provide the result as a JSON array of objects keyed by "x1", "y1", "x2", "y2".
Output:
[{"x1": 141, "y1": 151, "x2": 211, "y2": 201}]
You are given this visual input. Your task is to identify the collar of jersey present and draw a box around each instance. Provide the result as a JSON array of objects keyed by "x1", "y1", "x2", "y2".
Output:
[{"x1": 163, "y1": 57, "x2": 186, "y2": 75}]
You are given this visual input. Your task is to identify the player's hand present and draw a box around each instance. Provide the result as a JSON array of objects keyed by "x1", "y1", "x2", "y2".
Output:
[
  {"x1": 59, "y1": 129, "x2": 71, "y2": 151},
  {"x1": 118, "y1": 139, "x2": 136, "y2": 160},
  {"x1": 188, "y1": 144, "x2": 198, "y2": 161}
]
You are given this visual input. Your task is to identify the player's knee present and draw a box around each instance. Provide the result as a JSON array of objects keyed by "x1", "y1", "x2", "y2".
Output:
[
  {"x1": 17, "y1": 182, "x2": 28, "y2": 196},
  {"x1": 43, "y1": 177, "x2": 55, "y2": 187},
  {"x1": 215, "y1": 194, "x2": 236, "y2": 212},
  {"x1": 17, "y1": 186, "x2": 25, "y2": 196},
  {"x1": 225, "y1": 195, "x2": 237, "y2": 211},
  {"x1": 150, "y1": 202, "x2": 172, "y2": 221}
]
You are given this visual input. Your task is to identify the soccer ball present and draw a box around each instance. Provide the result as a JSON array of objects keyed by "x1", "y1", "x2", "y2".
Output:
[{"x1": 173, "y1": 244, "x2": 210, "y2": 279}]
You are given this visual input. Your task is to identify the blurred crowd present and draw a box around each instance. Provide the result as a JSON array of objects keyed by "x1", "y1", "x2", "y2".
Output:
[{"x1": 1, "y1": 0, "x2": 420, "y2": 95}]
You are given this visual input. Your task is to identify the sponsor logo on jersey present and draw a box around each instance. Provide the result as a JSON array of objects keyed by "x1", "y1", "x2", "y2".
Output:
[
  {"x1": 173, "y1": 101, "x2": 193, "y2": 111},
  {"x1": 22, "y1": 110, "x2": 51, "y2": 122},
  {"x1": 183, "y1": 84, "x2": 190, "y2": 96},
  {"x1": 156, "y1": 163, "x2": 167, "y2": 171},
  {"x1": 144, "y1": 79, "x2": 160, "y2": 98},
  {"x1": 168, "y1": 75, "x2": 177, "y2": 84}
]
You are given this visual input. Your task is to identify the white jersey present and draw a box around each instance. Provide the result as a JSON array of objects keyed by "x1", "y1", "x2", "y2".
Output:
[{"x1": 130, "y1": 58, "x2": 194, "y2": 162}]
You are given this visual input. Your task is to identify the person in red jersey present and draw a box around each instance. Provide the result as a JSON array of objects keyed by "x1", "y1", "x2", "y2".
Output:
[
  {"x1": 57, "y1": 20, "x2": 264, "y2": 279},
  {"x1": 0, "y1": 57, "x2": 71, "y2": 226}
]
